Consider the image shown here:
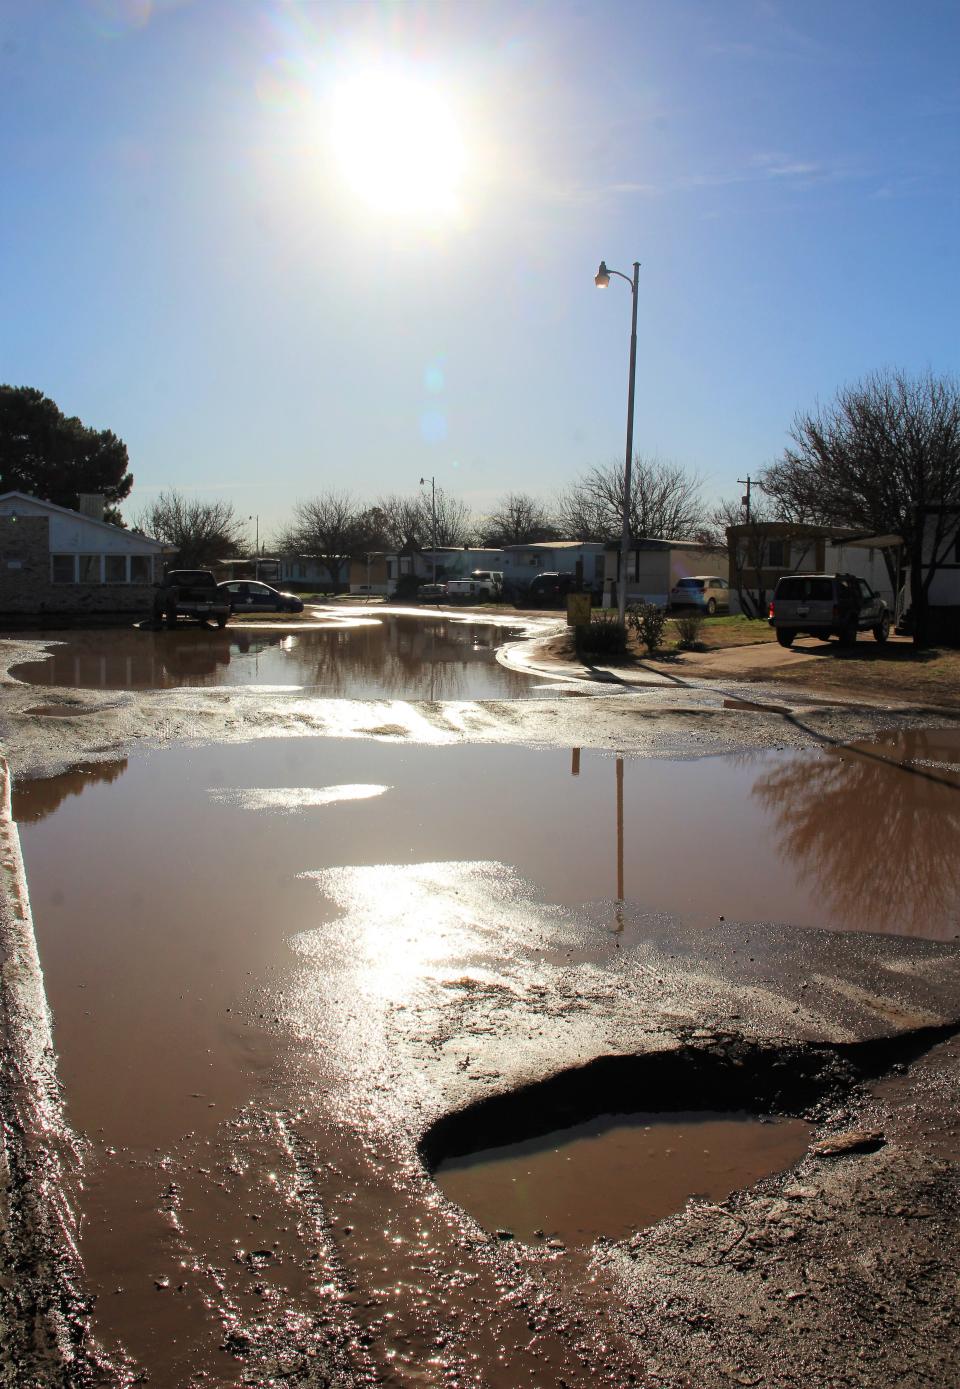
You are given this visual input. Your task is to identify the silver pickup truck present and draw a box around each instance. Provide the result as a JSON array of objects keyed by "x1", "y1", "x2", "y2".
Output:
[{"x1": 769, "y1": 573, "x2": 890, "y2": 647}]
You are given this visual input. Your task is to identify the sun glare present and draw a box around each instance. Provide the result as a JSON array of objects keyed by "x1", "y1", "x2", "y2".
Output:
[{"x1": 329, "y1": 66, "x2": 467, "y2": 219}]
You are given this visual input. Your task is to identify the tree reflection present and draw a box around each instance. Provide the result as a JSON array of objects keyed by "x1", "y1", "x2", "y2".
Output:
[
  {"x1": 13, "y1": 760, "x2": 128, "y2": 823},
  {"x1": 752, "y1": 736, "x2": 960, "y2": 939},
  {"x1": 10, "y1": 617, "x2": 532, "y2": 700}
]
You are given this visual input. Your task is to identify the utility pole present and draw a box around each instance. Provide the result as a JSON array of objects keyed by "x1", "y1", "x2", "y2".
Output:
[
  {"x1": 419, "y1": 476, "x2": 437, "y2": 583},
  {"x1": 737, "y1": 476, "x2": 753, "y2": 524}
]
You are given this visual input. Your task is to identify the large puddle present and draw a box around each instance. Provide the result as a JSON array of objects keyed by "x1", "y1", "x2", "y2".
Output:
[
  {"x1": 13, "y1": 727, "x2": 960, "y2": 1383},
  {"x1": 10, "y1": 613, "x2": 541, "y2": 698},
  {"x1": 434, "y1": 1111, "x2": 811, "y2": 1245}
]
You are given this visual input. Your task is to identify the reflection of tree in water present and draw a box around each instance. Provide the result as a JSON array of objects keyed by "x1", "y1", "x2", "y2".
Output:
[
  {"x1": 247, "y1": 617, "x2": 530, "y2": 699},
  {"x1": 752, "y1": 736, "x2": 960, "y2": 939},
  {"x1": 11, "y1": 618, "x2": 531, "y2": 698},
  {"x1": 13, "y1": 760, "x2": 128, "y2": 824}
]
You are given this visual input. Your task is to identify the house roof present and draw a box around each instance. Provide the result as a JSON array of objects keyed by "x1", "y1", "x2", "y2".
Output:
[
  {"x1": 0, "y1": 491, "x2": 169, "y2": 550},
  {"x1": 603, "y1": 537, "x2": 721, "y2": 552},
  {"x1": 503, "y1": 539, "x2": 606, "y2": 552}
]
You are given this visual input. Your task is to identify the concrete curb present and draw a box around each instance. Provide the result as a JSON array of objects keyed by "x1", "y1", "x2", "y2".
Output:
[{"x1": 0, "y1": 755, "x2": 106, "y2": 1386}]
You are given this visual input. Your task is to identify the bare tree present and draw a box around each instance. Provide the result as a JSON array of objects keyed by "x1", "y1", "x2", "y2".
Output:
[
  {"x1": 556, "y1": 457, "x2": 707, "y2": 542},
  {"x1": 478, "y1": 491, "x2": 558, "y2": 546},
  {"x1": 368, "y1": 494, "x2": 425, "y2": 550},
  {"x1": 761, "y1": 370, "x2": 960, "y2": 645},
  {"x1": 135, "y1": 490, "x2": 247, "y2": 568},
  {"x1": 425, "y1": 487, "x2": 474, "y2": 548},
  {"x1": 275, "y1": 491, "x2": 363, "y2": 588}
]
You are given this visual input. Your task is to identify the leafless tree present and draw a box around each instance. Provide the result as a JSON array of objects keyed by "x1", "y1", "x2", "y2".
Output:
[
  {"x1": 761, "y1": 370, "x2": 960, "y2": 645},
  {"x1": 274, "y1": 491, "x2": 364, "y2": 588},
  {"x1": 478, "y1": 492, "x2": 558, "y2": 546},
  {"x1": 556, "y1": 457, "x2": 707, "y2": 542},
  {"x1": 425, "y1": 487, "x2": 474, "y2": 548},
  {"x1": 135, "y1": 490, "x2": 247, "y2": 568}
]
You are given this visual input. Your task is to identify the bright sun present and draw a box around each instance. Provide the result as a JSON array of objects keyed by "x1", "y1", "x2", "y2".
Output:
[{"x1": 329, "y1": 65, "x2": 467, "y2": 219}]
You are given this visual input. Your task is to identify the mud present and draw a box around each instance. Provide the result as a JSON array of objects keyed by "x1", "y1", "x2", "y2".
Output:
[{"x1": 2, "y1": 616, "x2": 960, "y2": 1387}]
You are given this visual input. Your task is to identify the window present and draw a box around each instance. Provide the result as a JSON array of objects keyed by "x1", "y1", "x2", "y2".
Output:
[
  {"x1": 766, "y1": 540, "x2": 787, "y2": 567},
  {"x1": 105, "y1": 555, "x2": 127, "y2": 583},
  {"x1": 78, "y1": 554, "x2": 101, "y2": 584},
  {"x1": 52, "y1": 554, "x2": 75, "y2": 583},
  {"x1": 130, "y1": 556, "x2": 151, "y2": 584}
]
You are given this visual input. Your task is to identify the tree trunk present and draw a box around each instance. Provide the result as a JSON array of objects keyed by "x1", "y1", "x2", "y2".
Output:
[{"x1": 910, "y1": 546, "x2": 929, "y2": 647}]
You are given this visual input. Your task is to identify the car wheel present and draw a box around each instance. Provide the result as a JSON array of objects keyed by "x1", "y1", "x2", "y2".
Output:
[
  {"x1": 706, "y1": 598, "x2": 717, "y2": 616},
  {"x1": 776, "y1": 628, "x2": 795, "y2": 647},
  {"x1": 873, "y1": 614, "x2": 890, "y2": 644}
]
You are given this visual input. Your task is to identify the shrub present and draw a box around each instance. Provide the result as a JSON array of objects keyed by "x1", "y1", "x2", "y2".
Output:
[
  {"x1": 674, "y1": 611, "x2": 705, "y2": 649},
  {"x1": 575, "y1": 611, "x2": 627, "y2": 657},
  {"x1": 626, "y1": 601, "x2": 668, "y2": 654}
]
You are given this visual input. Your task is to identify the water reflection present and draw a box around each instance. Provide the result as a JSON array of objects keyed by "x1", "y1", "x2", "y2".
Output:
[
  {"x1": 752, "y1": 730, "x2": 960, "y2": 939},
  {"x1": 10, "y1": 617, "x2": 536, "y2": 700},
  {"x1": 13, "y1": 760, "x2": 128, "y2": 823}
]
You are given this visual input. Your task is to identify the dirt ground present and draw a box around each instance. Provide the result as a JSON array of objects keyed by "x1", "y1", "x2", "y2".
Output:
[{"x1": 1, "y1": 612, "x2": 959, "y2": 1388}]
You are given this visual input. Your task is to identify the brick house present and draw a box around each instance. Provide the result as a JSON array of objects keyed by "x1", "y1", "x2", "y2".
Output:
[{"x1": 0, "y1": 491, "x2": 171, "y2": 623}]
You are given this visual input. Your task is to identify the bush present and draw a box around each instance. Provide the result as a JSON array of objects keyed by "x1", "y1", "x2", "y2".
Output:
[
  {"x1": 574, "y1": 611, "x2": 627, "y2": 657},
  {"x1": 674, "y1": 611, "x2": 705, "y2": 648},
  {"x1": 393, "y1": 573, "x2": 422, "y2": 600},
  {"x1": 626, "y1": 601, "x2": 668, "y2": 654}
]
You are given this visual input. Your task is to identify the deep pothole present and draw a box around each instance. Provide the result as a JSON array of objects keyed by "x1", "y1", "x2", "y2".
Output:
[{"x1": 422, "y1": 1034, "x2": 948, "y2": 1247}]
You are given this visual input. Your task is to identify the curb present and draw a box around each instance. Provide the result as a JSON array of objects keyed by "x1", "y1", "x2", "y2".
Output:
[{"x1": 0, "y1": 755, "x2": 106, "y2": 1386}]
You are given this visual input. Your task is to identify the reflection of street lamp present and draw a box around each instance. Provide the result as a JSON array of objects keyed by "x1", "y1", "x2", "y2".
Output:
[
  {"x1": 419, "y1": 476, "x2": 437, "y2": 583},
  {"x1": 595, "y1": 259, "x2": 640, "y2": 625}
]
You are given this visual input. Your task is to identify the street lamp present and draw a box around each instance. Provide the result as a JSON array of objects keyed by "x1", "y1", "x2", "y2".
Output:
[
  {"x1": 419, "y1": 475, "x2": 437, "y2": 583},
  {"x1": 595, "y1": 258, "x2": 640, "y2": 625},
  {"x1": 247, "y1": 514, "x2": 260, "y2": 580}
]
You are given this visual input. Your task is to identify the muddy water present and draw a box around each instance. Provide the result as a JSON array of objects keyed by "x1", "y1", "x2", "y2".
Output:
[
  {"x1": 10, "y1": 615, "x2": 539, "y2": 698},
  {"x1": 434, "y1": 1111, "x2": 811, "y2": 1245},
  {"x1": 13, "y1": 727, "x2": 960, "y2": 1384}
]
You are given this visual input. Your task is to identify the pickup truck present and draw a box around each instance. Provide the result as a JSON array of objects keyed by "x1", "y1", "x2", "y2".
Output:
[
  {"x1": 445, "y1": 570, "x2": 503, "y2": 601},
  {"x1": 154, "y1": 569, "x2": 231, "y2": 628}
]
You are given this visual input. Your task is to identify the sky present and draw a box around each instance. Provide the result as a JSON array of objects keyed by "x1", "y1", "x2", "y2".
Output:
[{"x1": 2, "y1": 0, "x2": 958, "y2": 541}]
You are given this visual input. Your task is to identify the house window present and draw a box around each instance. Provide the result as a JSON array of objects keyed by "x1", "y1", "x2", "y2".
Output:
[
  {"x1": 52, "y1": 554, "x2": 75, "y2": 583},
  {"x1": 766, "y1": 540, "x2": 787, "y2": 567},
  {"x1": 130, "y1": 555, "x2": 152, "y2": 584},
  {"x1": 78, "y1": 554, "x2": 102, "y2": 583},
  {"x1": 105, "y1": 555, "x2": 127, "y2": 584}
]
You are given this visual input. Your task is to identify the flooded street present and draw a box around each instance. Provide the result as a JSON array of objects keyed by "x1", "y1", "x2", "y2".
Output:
[
  {"x1": 12, "y1": 725, "x2": 960, "y2": 1384},
  {"x1": 9, "y1": 614, "x2": 542, "y2": 699}
]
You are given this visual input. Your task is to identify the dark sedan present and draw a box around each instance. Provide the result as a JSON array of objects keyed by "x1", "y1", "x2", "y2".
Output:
[{"x1": 217, "y1": 580, "x2": 304, "y2": 614}]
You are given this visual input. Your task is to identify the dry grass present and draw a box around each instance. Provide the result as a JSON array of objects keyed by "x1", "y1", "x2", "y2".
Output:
[{"x1": 761, "y1": 642, "x2": 960, "y2": 708}]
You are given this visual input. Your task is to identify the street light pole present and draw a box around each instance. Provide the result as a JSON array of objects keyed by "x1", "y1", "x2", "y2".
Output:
[
  {"x1": 419, "y1": 475, "x2": 437, "y2": 583},
  {"x1": 595, "y1": 259, "x2": 640, "y2": 625}
]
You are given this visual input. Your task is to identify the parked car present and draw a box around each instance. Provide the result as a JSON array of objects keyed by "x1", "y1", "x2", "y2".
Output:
[
  {"x1": 418, "y1": 582, "x2": 448, "y2": 600},
  {"x1": 769, "y1": 573, "x2": 890, "y2": 647},
  {"x1": 445, "y1": 569, "x2": 503, "y2": 600},
  {"x1": 218, "y1": 580, "x2": 304, "y2": 614},
  {"x1": 521, "y1": 571, "x2": 581, "y2": 607},
  {"x1": 155, "y1": 570, "x2": 231, "y2": 628},
  {"x1": 669, "y1": 576, "x2": 730, "y2": 615}
]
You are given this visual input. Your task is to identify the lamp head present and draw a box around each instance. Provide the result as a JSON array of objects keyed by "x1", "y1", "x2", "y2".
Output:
[{"x1": 595, "y1": 260, "x2": 610, "y2": 289}]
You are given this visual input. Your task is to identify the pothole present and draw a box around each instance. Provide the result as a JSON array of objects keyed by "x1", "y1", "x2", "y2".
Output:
[
  {"x1": 434, "y1": 1108, "x2": 811, "y2": 1245},
  {"x1": 422, "y1": 1037, "x2": 935, "y2": 1246}
]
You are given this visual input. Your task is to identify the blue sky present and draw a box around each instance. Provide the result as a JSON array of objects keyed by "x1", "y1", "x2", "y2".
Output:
[{"x1": 2, "y1": 0, "x2": 958, "y2": 539}]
